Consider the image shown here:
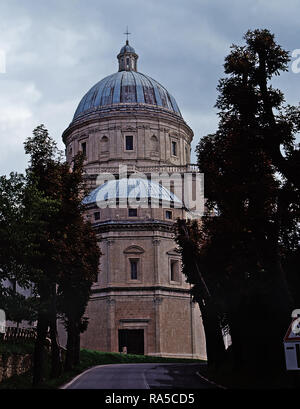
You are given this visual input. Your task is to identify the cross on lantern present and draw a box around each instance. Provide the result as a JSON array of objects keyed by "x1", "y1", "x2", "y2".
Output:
[{"x1": 124, "y1": 27, "x2": 131, "y2": 43}]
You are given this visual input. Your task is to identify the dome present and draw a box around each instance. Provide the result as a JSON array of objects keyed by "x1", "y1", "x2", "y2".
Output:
[
  {"x1": 83, "y1": 177, "x2": 183, "y2": 207},
  {"x1": 73, "y1": 41, "x2": 181, "y2": 120},
  {"x1": 119, "y1": 44, "x2": 136, "y2": 54},
  {"x1": 73, "y1": 71, "x2": 181, "y2": 120}
]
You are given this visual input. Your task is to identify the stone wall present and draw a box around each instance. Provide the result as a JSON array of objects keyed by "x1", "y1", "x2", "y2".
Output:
[
  {"x1": 63, "y1": 108, "x2": 193, "y2": 170},
  {"x1": 0, "y1": 354, "x2": 32, "y2": 382}
]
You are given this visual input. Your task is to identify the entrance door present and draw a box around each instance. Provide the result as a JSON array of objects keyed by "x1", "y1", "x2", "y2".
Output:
[{"x1": 118, "y1": 329, "x2": 144, "y2": 355}]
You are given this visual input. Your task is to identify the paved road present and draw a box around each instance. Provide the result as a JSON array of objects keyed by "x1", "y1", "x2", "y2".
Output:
[{"x1": 62, "y1": 363, "x2": 216, "y2": 389}]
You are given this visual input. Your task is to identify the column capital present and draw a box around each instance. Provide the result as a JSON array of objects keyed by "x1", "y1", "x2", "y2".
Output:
[{"x1": 152, "y1": 238, "x2": 161, "y2": 246}]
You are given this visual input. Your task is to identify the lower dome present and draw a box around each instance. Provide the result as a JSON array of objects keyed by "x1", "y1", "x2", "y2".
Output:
[{"x1": 83, "y1": 177, "x2": 183, "y2": 207}]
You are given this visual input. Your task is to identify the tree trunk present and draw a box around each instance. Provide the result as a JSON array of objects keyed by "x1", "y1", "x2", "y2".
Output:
[
  {"x1": 74, "y1": 324, "x2": 81, "y2": 366},
  {"x1": 49, "y1": 318, "x2": 62, "y2": 378},
  {"x1": 33, "y1": 310, "x2": 49, "y2": 386},
  {"x1": 228, "y1": 302, "x2": 249, "y2": 369},
  {"x1": 49, "y1": 284, "x2": 62, "y2": 378},
  {"x1": 197, "y1": 297, "x2": 226, "y2": 367},
  {"x1": 65, "y1": 319, "x2": 75, "y2": 371}
]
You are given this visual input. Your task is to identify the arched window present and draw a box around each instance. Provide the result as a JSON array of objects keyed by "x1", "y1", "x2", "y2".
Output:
[
  {"x1": 151, "y1": 135, "x2": 159, "y2": 152},
  {"x1": 100, "y1": 136, "x2": 109, "y2": 153}
]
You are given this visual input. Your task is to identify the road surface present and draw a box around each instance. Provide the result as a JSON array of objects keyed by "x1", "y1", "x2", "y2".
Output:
[{"x1": 62, "y1": 363, "x2": 216, "y2": 389}]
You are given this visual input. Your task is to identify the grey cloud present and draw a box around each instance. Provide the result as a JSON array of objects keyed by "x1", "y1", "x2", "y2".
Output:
[{"x1": 0, "y1": 0, "x2": 299, "y2": 174}]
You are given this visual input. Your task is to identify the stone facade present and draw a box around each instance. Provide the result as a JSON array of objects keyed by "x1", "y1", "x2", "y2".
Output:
[
  {"x1": 61, "y1": 41, "x2": 207, "y2": 360},
  {"x1": 63, "y1": 108, "x2": 193, "y2": 172}
]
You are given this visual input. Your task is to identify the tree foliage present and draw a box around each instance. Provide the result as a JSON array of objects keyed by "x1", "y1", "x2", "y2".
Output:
[
  {"x1": 0, "y1": 173, "x2": 36, "y2": 324},
  {"x1": 176, "y1": 29, "x2": 300, "y2": 370},
  {"x1": 0, "y1": 124, "x2": 101, "y2": 385},
  {"x1": 22, "y1": 125, "x2": 101, "y2": 383}
]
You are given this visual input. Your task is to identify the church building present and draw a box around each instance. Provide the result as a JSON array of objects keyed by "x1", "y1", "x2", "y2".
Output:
[{"x1": 61, "y1": 39, "x2": 206, "y2": 360}]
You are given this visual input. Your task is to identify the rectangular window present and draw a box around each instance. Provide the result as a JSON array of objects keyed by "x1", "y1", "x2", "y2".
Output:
[
  {"x1": 170, "y1": 260, "x2": 179, "y2": 282},
  {"x1": 130, "y1": 259, "x2": 138, "y2": 280},
  {"x1": 126, "y1": 135, "x2": 134, "y2": 151},
  {"x1": 94, "y1": 212, "x2": 100, "y2": 221},
  {"x1": 81, "y1": 142, "x2": 87, "y2": 157},
  {"x1": 166, "y1": 210, "x2": 172, "y2": 220},
  {"x1": 128, "y1": 208, "x2": 137, "y2": 217},
  {"x1": 172, "y1": 141, "x2": 177, "y2": 156}
]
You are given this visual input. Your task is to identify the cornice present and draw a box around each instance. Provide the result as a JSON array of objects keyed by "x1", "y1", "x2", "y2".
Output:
[
  {"x1": 93, "y1": 219, "x2": 175, "y2": 234},
  {"x1": 62, "y1": 104, "x2": 193, "y2": 143},
  {"x1": 91, "y1": 285, "x2": 191, "y2": 295}
]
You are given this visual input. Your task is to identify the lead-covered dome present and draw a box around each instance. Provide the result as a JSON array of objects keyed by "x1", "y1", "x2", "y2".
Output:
[
  {"x1": 73, "y1": 40, "x2": 181, "y2": 120},
  {"x1": 119, "y1": 43, "x2": 136, "y2": 54},
  {"x1": 74, "y1": 72, "x2": 181, "y2": 119},
  {"x1": 83, "y1": 177, "x2": 183, "y2": 207}
]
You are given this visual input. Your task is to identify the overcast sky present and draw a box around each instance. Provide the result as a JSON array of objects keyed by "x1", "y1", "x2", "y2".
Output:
[{"x1": 0, "y1": 0, "x2": 300, "y2": 175}]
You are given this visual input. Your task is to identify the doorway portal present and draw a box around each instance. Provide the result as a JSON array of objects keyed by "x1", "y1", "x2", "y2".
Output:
[{"x1": 118, "y1": 329, "x2": 144, "y2": 355}]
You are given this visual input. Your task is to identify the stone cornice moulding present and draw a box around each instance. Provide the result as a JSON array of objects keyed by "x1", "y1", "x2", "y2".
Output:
[
  {"x1": 93, "y1": 220, "x2": 175, "y2": 234},
  {"x1": 62, "y1": 109, "x2": 193, "y2": 143},
  {"x1": 91, "y1": 285, "x2": 191, "y2": 295}
]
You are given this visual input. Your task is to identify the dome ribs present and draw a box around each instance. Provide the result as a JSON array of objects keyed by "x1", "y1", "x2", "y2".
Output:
[
  {"x1": 131, "y1": 72, "x2": 145, "y2": 104},
  {"x1": 112, "y1": 72, "x2": 122, "y2": 104},
  {"x1": 100, "y1": 74, "x2": 117, "y2": 106},
  {"x1": 120, "y1": 71, "x2": 137, "y2": 103},
  {"x1": 139, "y1": 73, "x2": 157, "y2": 106},
  {"x1": 73, "y1": 72, "x2": 182, "y2": 120}
]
